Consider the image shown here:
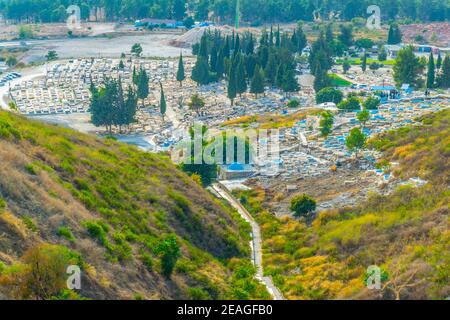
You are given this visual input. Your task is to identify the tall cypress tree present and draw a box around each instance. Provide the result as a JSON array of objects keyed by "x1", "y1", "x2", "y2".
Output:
[
  {"x1": 250, "y1": 65, "x2": 265, "y2": 98},
  {"x1": 265, "y1": 51, "x2": 278, "y2": 87},
  {"x1": 281, "y1": 66, "x2": 300, "y2": 96},
  {"x1": 427, "y1": 52, "x2": 435, "y2": 88},
  {"x1": 439, "y1": 55, "x2": 450, "y2": 88},
  {"x1": 176, "y1": 53, "x2": 185, "y2": 87},
  {"x1": 361, "y1": 53, "x2": 367, "y2": 73},
  {"x1": 159, "y1": 82, "x2": 166, "y2": 121},
  {"x1": 227, "y1": 60, "x2": 237, "y2": 105},
  {"x1": 236, "y1": 54, "x2": 247, "y2": 96},
  {"x1": 436, "y1": 53, "x2": 442, "y2": 70},
  {"x1": 191, "y1": 56, "x2": 210, "y2": 85},
  {"x1": 216, "y1": 48, "x2": 225, "y2": 79},
  {"x1": 210, "y1": 46, "x2": 218, "y2": 72},
  {"x1": 137, "y1": 67, "x2": 149, "y2": 107}
]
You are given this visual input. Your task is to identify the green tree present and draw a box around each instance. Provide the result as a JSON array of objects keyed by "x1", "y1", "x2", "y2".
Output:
[
  {"x1": 235, "y1": 55, "x2": 247, "y2": 96},
  {"x1": 191, "y1": 56, "x2": 210, "y2": 85},
  {"x1": 343, "y1": 60, "x2": 351, "y2": 74},
  {"x1": 439, "y1": 55, "x2": 450, "y2": 88},
  {"x1": 338, "y1": 24, "x2": 353, "y2": 47},
  {"x1": 159, "y1": 83, "x2": 166, "y2": 121},
  {"x1": 378, "y1": 47, "x2": 387, "y2": 62},
  {"x1": 137, "y1": 68, "x2": 150, "y2": 107},
  {"x1": 118, "y1": 60, "x2": 125, "y2": 69},
  {"x1": 5, "y1": 55, "x2": 17, "y2": 67},
  {"x1": 290, "y1": 194, "x2": 317, "y2": 218},
  {"x1": 427, "y1": 52, "x2": 435, "y2": 89},
  {"x1": 361, "y1": 53, "x2": 367, "y2": 73},
  {"x1": 436, "y1": 53, "x2": 442, "y2": 70},
  {"x1": 319, "y1": 111, "x2": 334, "y2": 137},
  {"x1": 264, "y1": 52, "x2": 278, "y2": 87},
  {"x1": 316, "y1": 87, "x2": 343, "y2": 104},
  {"x1": 188, "y1": 93, "x2": 205, "y2": 115},
  {"x1": 346, "y1": 127, "x2": 367, "y2": 158},
  {"x1": 227, "y1": 68, "x2": 237, "y2": 106},
  {"x1": 155, "y1": 234, "x2": 181, "y2": 278},
  {"x1": 45, "y1": 50, "x2": 58, "y2": 61},
  {"x1": 250, "y1": 65, "x2": 265, "y2": 98},
  {"x1": 387, "y1": 23, "x2": 402, "y2": 45},
  {"x1": 393, "y1": 46, "x2": 424, "y2": 87},
  {"x1": 176, "y1": 53, "x2": 185, "y2": 87},
  {"x1": 357, "y1": 108, "x2": 370, "y2": 127},
  {"x1": 363, "y1": 96, "x2": 381, "y2": 110},
  {"x1": 338, "y1": 97, "x2": 361, "y2": 111},
  {"x1": 131, "y1": 43, "x2": 143, "y2": 57}
]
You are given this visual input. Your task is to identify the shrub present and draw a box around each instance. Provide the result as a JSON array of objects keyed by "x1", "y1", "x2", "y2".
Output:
[
  {"x1": 290, "y1": 194, "x2": 317, "y2": 218},
  {"x1": 22, "y1": 216, "x2": 38, "y2": 232},
  {"x1": 57, "y1": 226, "x2": 75, "y2": 242}
]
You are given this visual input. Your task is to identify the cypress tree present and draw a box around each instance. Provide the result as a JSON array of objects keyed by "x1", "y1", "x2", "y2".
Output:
[
  {"x1": 216, "y1": 48, "x2": 225, "y2": 79},
  {"x1": 199, "y1": 34, "x2": 208, "y2": 58},
  {"x1": 440, "y1": 55, "x2": 450, "y2": 88},
  {"x1": 210, "y1": 46, "x2": 218, "y2": 72},
  {"x1": 176, "y1": 53, "x2": 185, "y2": 87},
  {"x1": 236, "y1": 55, "x2": 247, "y2": 96},
  {"x1": 427, "y1": 52, "x2": 435, "y2": 88},
  {"x1": 137, "y1": 67, "x2": 149, "y2": 107},
  {"x1": 228, "y1": 70, "x2": 237, "y2": 106},
  {"x1": 250, "y1": 65, "x2": 265, "y2": 98},
  {"x1": 281, "y1": 66, "x2": 300, "y2": 96},
  {"x1": 436, "y1": 53, "x2": 442, "y2": 70},
  {"x1": 191, "y1": 56, "x2": 210, "y2": 85},
  {"x1": 265, "y1": 51, "x2": 278, "y2": 87},
  {"x1": 160, "y1": 83, "x2": 167, "y2": 121},
  {"x1": 361, "y1": 53, "x2": 367, "y2": 73}
]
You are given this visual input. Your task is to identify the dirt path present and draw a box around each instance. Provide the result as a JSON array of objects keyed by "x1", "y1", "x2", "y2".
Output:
[{"x1": 212, "y1": 183, "x2": 285, "y2": 300}]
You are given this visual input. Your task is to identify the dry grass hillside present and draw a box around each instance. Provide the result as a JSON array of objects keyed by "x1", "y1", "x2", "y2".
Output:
[
  {"x1": 0, "y1": 111, "x2": 269, "y2": 300},
  {"x1": 234, "y1": 109, "x2": 449, "y2": 300}
]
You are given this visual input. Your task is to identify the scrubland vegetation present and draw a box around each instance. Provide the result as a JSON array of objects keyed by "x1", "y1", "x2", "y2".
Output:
[
  {"x1": 234, "y1": 110, "x2": 449, "y2": 300},
  {"x1": 0, "y1": 110, "x2": 269, "y2": 300}
]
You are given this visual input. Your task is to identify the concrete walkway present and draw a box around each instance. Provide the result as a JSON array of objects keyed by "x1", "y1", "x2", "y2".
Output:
[{"x1": 212, "y1": 183, "x2": 285, "y2": 300}]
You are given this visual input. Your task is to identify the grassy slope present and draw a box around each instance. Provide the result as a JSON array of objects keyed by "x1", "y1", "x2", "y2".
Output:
[
  {"x1": 234, "y1": 109, "x2": 449, "y2": 300},
  {"x1": 0, "y1": 111, "x2": 269, "y2": 300}
]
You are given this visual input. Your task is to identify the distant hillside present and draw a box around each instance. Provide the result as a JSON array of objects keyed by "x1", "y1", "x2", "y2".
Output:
[
  {"x1": 234, "y1": 109, "x2": 449, "y2": 300},
  {"x1": 0, "y1": 111, "x2": 269, "y2": 300}
]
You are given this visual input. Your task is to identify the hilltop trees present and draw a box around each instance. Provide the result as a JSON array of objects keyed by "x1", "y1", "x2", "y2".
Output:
[{"x1": 363, "y1": 96, "x2": 381, "y2": 110}]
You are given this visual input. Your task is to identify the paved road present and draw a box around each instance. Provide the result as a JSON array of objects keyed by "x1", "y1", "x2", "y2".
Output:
[{"x1": 212, "y1": 183, "x2": 285, "y2": 300}]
